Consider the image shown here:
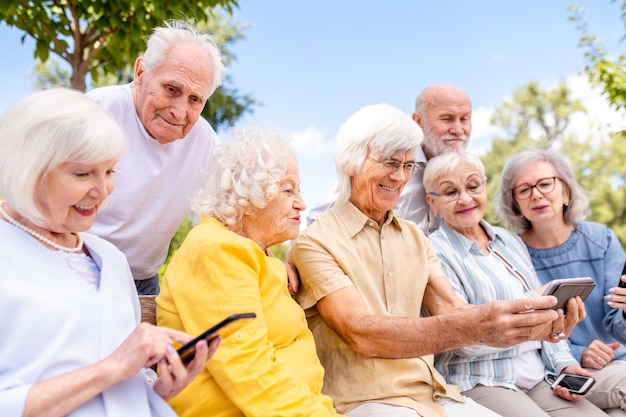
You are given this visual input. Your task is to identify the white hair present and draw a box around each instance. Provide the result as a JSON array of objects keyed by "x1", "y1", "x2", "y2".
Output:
[
  {"x1": 193, "y1": 126, "x2": 296, "y2": 226},
  {"x1": 0, "y1": 88, "x2": 127, "y2": 226}
]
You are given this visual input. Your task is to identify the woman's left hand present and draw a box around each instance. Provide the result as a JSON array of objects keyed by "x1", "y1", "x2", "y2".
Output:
[
  {"x1": 549, "y1": 296, "x2": 586, "y2": 342},
  {"x1": 551, "y1": 365, "x2": 592, "y2": 402},
  {"x1": 153, "y1": 337, "x2": 221, "y2": 400}
]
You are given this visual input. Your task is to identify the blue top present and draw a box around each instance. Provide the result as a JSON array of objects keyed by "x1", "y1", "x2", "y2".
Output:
[
  {"x1": 430, "y1": 220, "x2": 576, "y2": 392},
  {"x1": 525, "y1": 221, "x2": 626, "y2": 362}
]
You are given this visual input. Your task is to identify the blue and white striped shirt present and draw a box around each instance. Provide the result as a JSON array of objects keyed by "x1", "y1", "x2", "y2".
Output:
[{"x1": 429, "y1": 220, "x2": 577, "y2": 392}]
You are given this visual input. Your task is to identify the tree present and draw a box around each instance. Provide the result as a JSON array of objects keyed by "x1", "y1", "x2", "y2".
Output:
[
  {"x1": 568, "y1": 1, "x2": 626, "y2": 244},
  {"x1": 480, "y1": 81, "x2": 585, "y2": 225},
  {"x1": 196, "y1": 11, "x2": 257, "y2": 132},
  {"x1": 27, "y1": 6, "x2": 255, "y2": 133},
  {"x1": 481, "y1": 80, "x2": 626, "y2": 248},
  {"x1": 0, "y1": 0, "x2": 238, "y2": 91},
  {"x1": 569, "y1": 1, "x2": 626, "y2": 112}
]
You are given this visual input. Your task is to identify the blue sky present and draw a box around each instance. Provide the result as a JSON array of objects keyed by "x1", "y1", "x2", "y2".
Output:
[{"x1": 0, "y1": 1, "x2": 624, "y2": 222}]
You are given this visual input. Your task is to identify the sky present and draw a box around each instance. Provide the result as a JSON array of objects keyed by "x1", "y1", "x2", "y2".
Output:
[{"x1": 0, "y1": 0, "x2": 624, "y2": 223}]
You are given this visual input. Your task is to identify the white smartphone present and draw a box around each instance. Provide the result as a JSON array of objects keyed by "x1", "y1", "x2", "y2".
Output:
[{"x1": 545, "y1": 372, "x2": 595, "y2": 395}]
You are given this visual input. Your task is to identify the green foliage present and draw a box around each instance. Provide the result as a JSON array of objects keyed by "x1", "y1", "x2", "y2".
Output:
[
  {"x1": 481, "y1": 81, "x2": 585, "y2": 225},
  {"x1": 158, "y1": 217, "x2": 194, "y2": 277},
  {"x1": 0, "y1": 0, "x2": 239, "y2": 91},
  {"x1": 25, "y1": 6, "x2": 255, "y2": 132},
  {"x1": 569, "y1": 1, "x2": 626, "y2": 113},
  {"x1": 196, "y1": 8, "x2": 257, "y2": 132},
  {"x1": 269, "y1": 243, "x2": 290, "y2": 262}
]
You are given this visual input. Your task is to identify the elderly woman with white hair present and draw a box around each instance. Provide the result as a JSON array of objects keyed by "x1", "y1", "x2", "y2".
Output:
[
  {"x1": 0, "y1": 88, "x2": 216, "y2": 417},
  {"x1": 423, "y1": 151, "x2": 607, "y2": 417},
  {"x1": 156, "y1": 126, "x2": 343, "y2": 417}
]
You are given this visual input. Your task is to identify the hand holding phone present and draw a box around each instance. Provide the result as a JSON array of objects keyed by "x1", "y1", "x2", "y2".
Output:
[
  {"x1": 177, "y1": 312, "x2": 256, "y2": 365},
  {"x1": 542, "y1": 277, "x2": 595, "y2": 313},
  {"x1": 545, "y1": 372, "x2": 595, "y2": 395}
]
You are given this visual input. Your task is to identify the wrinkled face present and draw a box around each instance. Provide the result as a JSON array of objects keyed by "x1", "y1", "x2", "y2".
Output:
[
  {"x1": 243, "y1": 158, "x2": 306, "y2": 248},
  {"x1": 35, "y1": 159, "x2": 117, "y2": 233},
  {"x1": 350, "y1": 149, "x2": 416, "y2": 224},
  {"x1": 426, "y1": 164, "x2": 486, "y2": 232},
  {"x1": 512, "y1": 161, "x2": 569, "y2": 226},
  {"x1": 419, "y1": 98, "x2": 472, "y2": 159},
  {"x1": 133, "y1": 41, "x2": 213, "y2": 144}
]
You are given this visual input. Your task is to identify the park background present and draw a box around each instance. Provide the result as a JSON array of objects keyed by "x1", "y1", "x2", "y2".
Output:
[{"x1": 1, "y1": 0, "x2": 625, "y2": 263}]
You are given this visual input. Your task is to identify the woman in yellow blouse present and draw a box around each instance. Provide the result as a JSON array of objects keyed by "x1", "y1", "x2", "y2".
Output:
[{"x1": 156, "y1": 126, "x2": 343, "y2": 417}]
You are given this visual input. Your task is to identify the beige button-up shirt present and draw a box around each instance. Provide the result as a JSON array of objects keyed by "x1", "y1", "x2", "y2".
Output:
[{"x1": 291, "y1": 201, "x2": 463, "y2": 416}]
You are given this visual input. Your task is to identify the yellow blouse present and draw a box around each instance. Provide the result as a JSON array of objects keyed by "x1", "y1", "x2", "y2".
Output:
[{"x1": 156, "y1": 216, "x2": 341, "y2": 417}]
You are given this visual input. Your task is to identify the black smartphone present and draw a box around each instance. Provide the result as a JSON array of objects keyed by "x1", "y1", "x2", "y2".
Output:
[
  {"x1": 542, "y1": 277, "x2": 595, "y2": 313},
  {"x1": 549, "y1": 373, "x2": 596, "y2": 395},
  {"x1": 177, "y1": 312, "x2": 256, "y2": 364},
  {"x1": 618, "y1": 260, "x2": 626, "y2": 288}
]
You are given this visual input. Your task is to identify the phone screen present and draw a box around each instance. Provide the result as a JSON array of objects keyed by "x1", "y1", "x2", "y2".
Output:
[{"x1": 557, "y1": 375, "x2": 590, "y2": 391}]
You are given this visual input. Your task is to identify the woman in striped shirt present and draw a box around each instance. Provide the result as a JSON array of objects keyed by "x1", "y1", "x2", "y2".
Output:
[{"x1": 423, "y1": 151, "x2": 607, "y2": 417}]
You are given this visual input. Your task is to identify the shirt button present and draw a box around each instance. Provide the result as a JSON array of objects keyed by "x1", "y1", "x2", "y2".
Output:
[
  {"x1": 368, "y1": 221, "x2": 376, "y2": 227},
  {"x1": 387, "y1": 271, "x2": 393, "y2": 277},
  {"x1": 234, "y1": 332, "x2": 243, "y2": 341}
]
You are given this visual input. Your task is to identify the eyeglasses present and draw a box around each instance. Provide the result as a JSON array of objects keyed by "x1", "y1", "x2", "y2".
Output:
[
  {"x1": 511, "y1": 177, "x2": 559, "y2": 200},
  {"x1": 368, "y1": 156, "x2": 421, "y2": 175},
  {"x1": 427, "y1": 181, "x2": 485, "y2": 203}
]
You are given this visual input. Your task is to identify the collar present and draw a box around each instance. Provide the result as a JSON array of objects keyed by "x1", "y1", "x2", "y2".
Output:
[
  {"x1": 333, "y1": 200, "x2": 403, "y2": 238},
  {"x1": 439, "y1": 219, "x2": 506, "y2": 256}
]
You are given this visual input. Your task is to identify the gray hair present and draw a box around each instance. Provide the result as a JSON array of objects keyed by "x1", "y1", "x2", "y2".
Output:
[
  {"x1": 495, "y1": 148, "x2": 589, "y2": 231},
  {"x1": 423, "y1": 152, "x2": 486, "y2": 193},
  {"x1": 141, "y1": 19, "x2": 225, "y2": 97},
  {"x1": 334, "y1": 103, "x2": 423, "y2": 202},
  {"x1": 0, "y1": 88, "x2": 127, "y2": 226},
  {"x1": 193, "y1": 126, "x2": 297, "y2": 226}
]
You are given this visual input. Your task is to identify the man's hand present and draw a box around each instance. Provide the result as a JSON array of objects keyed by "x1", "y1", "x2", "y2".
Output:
[
  {"x1": 469, "y1": 296, "x2": 560, "y2": 347},
  {"x1": 285, "y1": 262, "x2": 300, "y2": 296}
]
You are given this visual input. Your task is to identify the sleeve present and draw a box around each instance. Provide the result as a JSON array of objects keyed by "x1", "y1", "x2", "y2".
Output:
[
  {"x1": 170, "y1": 238, "x2": 335, "y2": 416},
  {"x1": 540, "y1": 340, "x2": 578, "y2": 374},
  {"x1": 0, "y1": 383, "x2": 31, "y2": 417},
  {"x1": 433, "y1": 243, "x2": 515, "y2": 358},
  {"x1": 290, "y1": 231, "x2": 354, "y2": 311},
  {"x1": 602, "y1": 227, "x2": 626, "y2": 343}
]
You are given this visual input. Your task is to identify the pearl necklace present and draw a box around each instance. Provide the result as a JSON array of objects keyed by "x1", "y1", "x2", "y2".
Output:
[{"x1": 0, "y1": 202, "x2": 84, "y2": 253}]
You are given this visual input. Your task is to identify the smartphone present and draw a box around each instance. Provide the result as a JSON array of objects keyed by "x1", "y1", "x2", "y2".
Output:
[
  {"x1": 618, "y1": 260, "x2": 626, "y2": 288},
  {"x1": 547, "y1": 373, "x2": 596, "y2": 395},
  {"x1": 177, "y1": 312, "x2": 256, "y2": 364},
  {"x1": 542, "y1": 277, "x2": 595, "y2": 313}
]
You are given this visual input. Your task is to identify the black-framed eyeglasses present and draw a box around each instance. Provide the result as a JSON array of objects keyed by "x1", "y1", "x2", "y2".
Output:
[
  {"x1": 511, "y1": 176, "x2": 559, "y2": 200},
  {"x1": 367, "y1": 156, "x2": 421, "y2": 175},
  {"x1": 427, "y1": 180, "x2": 485, "y2": 203}
]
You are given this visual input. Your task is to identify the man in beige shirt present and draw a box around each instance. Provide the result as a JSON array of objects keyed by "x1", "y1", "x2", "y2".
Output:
[{"x1": 290, "y1": 103, "x2": 585, "y2": 417}]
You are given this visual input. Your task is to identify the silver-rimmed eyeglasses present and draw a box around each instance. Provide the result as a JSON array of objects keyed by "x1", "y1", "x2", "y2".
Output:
[
  {"x1": 368, "y1": 156, "x2": 421, "y2": 175},
  {"x1": 511, "y1": 176, "x2": 559, "y2": 200},
  {"x1": 428, "y1": 180, "x2": 486, "y2": 203}
]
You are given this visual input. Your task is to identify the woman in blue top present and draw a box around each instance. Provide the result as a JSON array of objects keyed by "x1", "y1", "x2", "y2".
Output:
[{"x1": 497, "y1": 148, "x2": 626, "y2": 415}]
